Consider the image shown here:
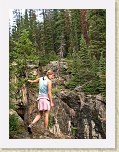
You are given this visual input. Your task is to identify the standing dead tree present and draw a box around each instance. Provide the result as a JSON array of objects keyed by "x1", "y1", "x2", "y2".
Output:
[{"x1": 57, "y1": 32, "x2": 66, "y2": 87}]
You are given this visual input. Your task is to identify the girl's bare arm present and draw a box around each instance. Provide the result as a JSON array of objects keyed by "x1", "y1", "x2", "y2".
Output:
[
  {"x1": 28, "y1": 78, "x2": 40, "y2": 84},
  {"x1": 47, "y1": 80, "x2": 54, "y2": 108}
]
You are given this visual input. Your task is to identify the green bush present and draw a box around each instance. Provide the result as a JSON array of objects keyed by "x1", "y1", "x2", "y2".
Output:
[
  {"x1": 52, "y1": 86, "x2": 63, "y2": 95},
  {"x1": 65, "y1": 77, "x2": 79, "y2": 90},
  {"x1": 72, "y1": 127, "x2": 77, "y2": 135},
  {"x1": 9, "y1": 114, "x2": 24, "y2": 137},
  {"x1": 63, "y1": 58, "x2": 73, "y2": 63},
  {"x1": 83, "y1": 78, "x2": 100, "y2": 95},
  {"x1": 9, "y1": 101, "x2": 16, "y2": 111}
]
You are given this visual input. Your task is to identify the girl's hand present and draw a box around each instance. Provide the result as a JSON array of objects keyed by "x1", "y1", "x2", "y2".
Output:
[
  {"x1": 50, "y1": 102, "x2": 54, "y2": 108},
  {"x1": 28, "y1": 80, "x2": 33, "y2": 84}
]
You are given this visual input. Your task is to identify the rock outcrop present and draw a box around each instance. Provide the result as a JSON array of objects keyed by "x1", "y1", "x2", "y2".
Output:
[
  {"x1": 10, "y1": 60, "x2": 106, "y2": 139},
  {"x1": 52, "y1": 91, "x2": 106, "y2": 139},
  {"x1": 18, "y1": 85, "x2": 106, "y2": 139}
]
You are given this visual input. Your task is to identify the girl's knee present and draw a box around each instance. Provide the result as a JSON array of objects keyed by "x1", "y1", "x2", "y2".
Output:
[
  {"x1": 44, "y1": 111, "x2": 49, "y2": 118},
  {"x1": 39, "y1": 111, "x2": 43, "y2": 117}
]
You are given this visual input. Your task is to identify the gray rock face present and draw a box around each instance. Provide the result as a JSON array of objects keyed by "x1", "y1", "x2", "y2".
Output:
[
  {"x1": 56, "y1": 91, "x2": 81, "y2": 111},
  {"x1": 14, "y1": 61, "x2": 106, "y2": 139},
  {"x1": 22, "y1": 85, "x2": 106, "y2": 139},
  {"x1": 52, "y1": 90, "x2": 106, "y2": 139}
]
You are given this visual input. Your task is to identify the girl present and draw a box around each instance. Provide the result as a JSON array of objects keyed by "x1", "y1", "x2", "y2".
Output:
[{"x1": 27, "y1": 70, "x2": 54, "y2": 135}]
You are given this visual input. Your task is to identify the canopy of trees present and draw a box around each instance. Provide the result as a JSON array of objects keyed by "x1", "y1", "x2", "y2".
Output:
[{"x1": 9, "y1": 9, "x2": 106, "y2": 97}]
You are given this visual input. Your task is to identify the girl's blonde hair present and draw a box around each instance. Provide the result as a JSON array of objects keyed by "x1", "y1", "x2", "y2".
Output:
[{"x1": 46, "y1": 70, "x2": 54, "y2": 76}]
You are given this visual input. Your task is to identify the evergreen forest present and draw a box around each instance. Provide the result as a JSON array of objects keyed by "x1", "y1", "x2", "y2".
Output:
[{"x1": 9, "y1": 9, "x2": 106, "y2": 98}]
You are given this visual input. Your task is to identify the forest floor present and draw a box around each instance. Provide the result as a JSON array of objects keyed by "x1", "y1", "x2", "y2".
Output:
[{"x1": 10, "y1": 125, "x2": 74, "y2": 139}]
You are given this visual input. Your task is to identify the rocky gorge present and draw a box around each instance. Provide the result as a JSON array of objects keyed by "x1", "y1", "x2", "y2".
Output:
[{"x1": 9, "y1": 60, "x2": 106, "y2": 139}]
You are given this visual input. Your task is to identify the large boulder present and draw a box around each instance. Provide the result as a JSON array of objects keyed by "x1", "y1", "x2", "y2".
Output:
[
  {"x1": 9, "y1": 109, "x2": 24, "y2": 126},
  {"x1": 55, "y1": 91, "x2": 106, "y2": 139}
]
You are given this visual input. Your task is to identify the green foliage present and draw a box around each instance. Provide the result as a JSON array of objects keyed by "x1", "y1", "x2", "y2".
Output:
[
  {"x1": 63, "y1": 58, "x2": 73, "y2": 63},
  {"x1": 9, "y1": 9, "x2": 106, "y2": 98},
  {"x1": 9, "y1": 102, "x2": 17, "y2": 111},
  {"x1": 51, "y1": 9, "x2": 60, "y2": 54},
  {"x1": 70, "y1": 9, "x2": 81, "y2": 52},
  {"x1": 39, "y1": 9, "x2": 58, "y2": 63},
  {"x1": 80, "y1": 34, "x2": 89, "y2": 66},
  {"x1": 39, "y1": 53, "x2": 50, "y2": 66},
  {"x1": 72, "y1": 127, "x2": 77, "y2": 134},
  {"x1": 65, "y1": 77, "x2": 79, "y2": 90},
  {"x1": 9, "y1": 29, "x2": 38, "y2": 103},
  {"x1": 9, "y1": 114, "x2": 24, "y2": 137},
  {"x1": 86, "y1": 9, "x2": 106, "y2": 60},
  {"x1": 83, "y1": 78, "x2": 100, "y2": 95},
  {"x1": 71, "y1": 49, "x2": 81, "y2": 76},
  {"x1": 65, "y1": 49, "x2": 81, "y2": 90},
  {"x1": 97, "y1": 52, "x2": 106, "y2": 96},
  {"x1": 60, "y1": 67, "x2": 67, "y2": 75},
  {"x1": 52, "y1": 88, "x2": 59, "y2": 95},
  {"x1": 52, "y1": 86, "x2": 63, "y2": 94}
]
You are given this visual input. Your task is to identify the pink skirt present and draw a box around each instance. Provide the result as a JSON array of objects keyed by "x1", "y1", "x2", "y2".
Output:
[{"x1": 37, "y1": 96, "x2": 50, "y2": 111}]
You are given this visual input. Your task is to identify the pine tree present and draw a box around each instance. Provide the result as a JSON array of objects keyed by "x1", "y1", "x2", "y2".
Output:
[
  {"x1": 44, "y1": 10, "x2": 55, "y2": 59},
  {"x1": 80, "y1": 34, "x2": 88, "y2": 67},
  {"x1": 9, "y1": 9, "x2": 22, "y2": 62},
  {"x1": 51, "y1": 9, "x2": 60, "y2": 54},
  {"x1": 86, "y1": 9, "x2": 106, "y2": 60},
  {"x1": 39, "y1": 9, "x2": 57, "y2": 65},
  {"x1": 98, "y1": 52, "x2": 106, "y2": 96},
  {"x1": 9, "y1": 29, "x2": 38, "y2": 101},
  {"x1": 70, "y1": 9, "x2": 81, "y2": 52},
  {"x1": 9, "y1": 9, "x2": 106, "y2": 96},
  {"x1": 65, "y1": 48, "x2": 81, "y2": 89},
  {"x1": 28, "y1": 9, "x2": 37, "y2": 44},
  {"x1": 55, "y1": 9, "x2": 66, "y2": 55},
  {"x1": 82, "y1": 9, "x2": 106, "y2": 95},
  {"x1": 24, "y1": 9, "x2": 29, "y2": 31},
  {"x1": 64, "y1": 9, "x2": 72, "y2": 57},
  {"x1": 80, "y1": 9, "x2": 89, "y2": 46},
  {"x1": 79, "y1": 34, "x2": 91, "y2": 85}
]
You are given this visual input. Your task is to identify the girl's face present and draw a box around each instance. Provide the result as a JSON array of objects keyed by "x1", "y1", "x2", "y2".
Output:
[{"x1": 48, "y1": 74, "x2": 54, "y2": 80}]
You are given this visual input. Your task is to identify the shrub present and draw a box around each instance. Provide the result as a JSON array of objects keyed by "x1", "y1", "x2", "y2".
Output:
[
  {"x1": 52, "y1": 86, "x2": 63, "y2": 95},
  {"x1": 72, "y1": 127, "x2": 77, "y2": 135},
  {"x1": 9, "y1": 101, "x2": 16, "y2": 111},
  {"x1": 48, "y1": 112, "x2": 53, "y2": 129},
  {"x1": 65, "y1": 77, "x2": 79, "y2": 90},
  {"x1": 9, "y1": 114, "x2": 24, "y2": 137}
]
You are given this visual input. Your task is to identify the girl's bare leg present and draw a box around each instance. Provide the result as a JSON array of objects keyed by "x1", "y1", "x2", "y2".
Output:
[
  {"x1": 28, "y1": 111, "x2": 43, "y2": 133},
  {"x1": 43, "y1": 110, "x2": 49, "y2": 136},
  {"x1": 32, "y1": 111, "x2": 43, "y2": 124},
  {"x1": 44, "y1": 110, "x2": 49, "y2": 130}
]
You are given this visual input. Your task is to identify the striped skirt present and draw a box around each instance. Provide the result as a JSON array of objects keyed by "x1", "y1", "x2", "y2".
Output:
[{"x1": 37, "y1": 96, "x2": 50, "y2": 111}]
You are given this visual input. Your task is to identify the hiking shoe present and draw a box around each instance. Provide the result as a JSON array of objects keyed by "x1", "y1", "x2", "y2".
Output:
[
  {"x1": 27, "y1": 126, "x2": 32, "y2": 134},
  {"x1": 44, "y1": 130, "x2": 49, "y2": 136},
  {"x1": 27, "y1": 123, "x2": 33, "y2": 134}
]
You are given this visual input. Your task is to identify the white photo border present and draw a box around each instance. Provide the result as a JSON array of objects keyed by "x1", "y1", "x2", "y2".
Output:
[{"x1": 0, "y1": 0, "x2": 115, "y2": 149}]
